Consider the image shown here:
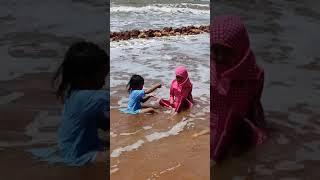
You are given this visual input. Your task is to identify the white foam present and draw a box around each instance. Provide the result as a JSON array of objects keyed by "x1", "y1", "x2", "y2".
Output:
[
  {"x1": 110, "y1": 168, "x2": 119, "y2": 174},
  {"x1": 119, "y1": 129, "x2": 142, "y2": 136},
  {"x1": 255, "y1": 165, "x2": 273, "y2": 175},
  {"x1": 143, "y1": 126, "x2": 152, "y2": 130},
  {"x1": 159, "y1": 163, "x2": 181, "y2": 175},
  {"x1": 295, "y1": 141, "x2": 320, "y2": 161},
  {"x1": 110, "y1": 105, "x2": 119, "y2": 109},
  {"x1": 25, "y1": 111, "x2": 58, "y2": 144},
  {"x1": 274, "y1": 160, "x2": 304, "y2": 171},
  {"x1": 186, "y1": 121, "x2": 195, "y2": 129},
  {"x1": 0, "y1": 111, "x2": 58, "y2": 147},
  {"x1": 110, "y1": 132, "x2": 118, "y2": 138},
  {"x1": 110, "y1": 34, "x2": 210, "y2": 101},
  {"x1": 164, "y1": 110, "x2": 172, "y2": 114},
  {"x1": 195, "y1": 112, "x2": 206, "y2": 116},
  {"x1": 145, "y1": 119, "x2": 191, "y2": 142},
  {"x1": 111, "y1": 139, "x2": 145, "y2": 158},
  {"x1": 110, "y1": 79, "x2": 127, "y2": 89},
  {"x1": 111, "y1": 4, "x2": 209, "y2": 15},
  {"x1": 110, "y1": 91, "x2": 117, "y2": 95},
  {"x1": 117, "y1": 97, "x2": 128, "y2": 108},
  {"x1": 180, "y1": 3, "x2": 210, "y2": 8},
  {"x1": 0, "y1": 92, "x2": 24, "y2": 105},
  {"x1": 276, "y1": 134, "x2": 290, "y2": 145}
]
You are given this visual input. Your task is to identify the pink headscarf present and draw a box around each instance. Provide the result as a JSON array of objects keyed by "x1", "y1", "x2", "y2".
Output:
[
  {"x1": 175, "y1": 65, "x2": 192, "y2": 90},
  {"x1": 211, "y1": 15, "x2": 263, "y2": 95},
  {"x1": 211, "y1": 15, "x2": 266, "y2": 162}
]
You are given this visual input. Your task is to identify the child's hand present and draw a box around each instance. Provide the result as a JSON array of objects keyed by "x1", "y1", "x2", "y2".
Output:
[
  {"x1": 148, "y1": 93, "x2": 159, "y2": 100},
  {"x1": 169, "y1": 99, "x2": 174, "y2": 105},
  {"x1": 155, "y1": 83, "x2": 162, "y2": 89}
]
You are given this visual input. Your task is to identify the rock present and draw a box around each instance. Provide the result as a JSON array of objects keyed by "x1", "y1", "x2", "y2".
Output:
[
  {"x1": 174, "y1": 28, "x2": 181, "y2": 33},
  {"x1": 145, "y1": 30, "x2": 155, "y2": 37},
  {"x1": 154, "y1": 32, "x2": 162, "y2": 37},
  {"x1": 161, "y1": 30, "x2": 169, "y2": 36},
  {"x1": 138, "y1": 32, "x2": 147, "y2": 38},
  {"x1": 181, "y1": 27, "x2": 187, "y2": 33},
  {"x1": 131, "y1": 30, "x2": 140, "y2": 38},
  {"x1": 163, "y1": 27, "x2": 173, "y2": 32},
  {"x1": 191, "y1": 29, "x2": 201, "y2": 34},
  {"x1": 199, "y1": 25, "x2": 206, "y2": 30},
  {"x1": 110, "y1": 25, "x2": 210, "y2": 41}
]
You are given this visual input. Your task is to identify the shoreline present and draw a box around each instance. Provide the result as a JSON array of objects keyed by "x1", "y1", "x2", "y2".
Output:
[
  {"x1": 110, "y1": 84, "x2": 210, "y2": 179},
  {"x1": 110, "y1": 25, "x2": 210, "y2": 41}
]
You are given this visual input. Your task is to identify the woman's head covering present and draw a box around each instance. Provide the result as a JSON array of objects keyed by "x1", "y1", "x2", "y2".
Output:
[
  {"x1": 175, "y1": 65, "x2": 192, "y2": 89},
  {"x1": 211, "y1": 15, "x2": 263, "y2": 95}
]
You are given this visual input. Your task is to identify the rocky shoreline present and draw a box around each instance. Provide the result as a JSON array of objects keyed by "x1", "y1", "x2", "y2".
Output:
[{"x1": 110, "y1": 25, "x2": 210, "y2": 41}]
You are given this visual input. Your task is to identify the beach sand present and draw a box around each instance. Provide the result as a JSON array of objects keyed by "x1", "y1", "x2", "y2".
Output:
[
  {"x1": 0, "y1": 72, "x2": 107, "y2": 180},
  {"x1": 0, "y1": 0, "x2": 109, "y2": 178},
  {"x1": 110, "y1": 85, "x2": 210, "y2": 180}
]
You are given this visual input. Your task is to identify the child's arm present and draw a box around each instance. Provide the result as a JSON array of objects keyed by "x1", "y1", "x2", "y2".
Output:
[
  {"x1": 169, "y1": 82, "x2": 174, "y2": 105},
  {"x1": 145, "y1": 83, "x2": 161, "y2": 94},
  {"x1": 141, "y1": 94, "x2": 153, "y2": 103}
]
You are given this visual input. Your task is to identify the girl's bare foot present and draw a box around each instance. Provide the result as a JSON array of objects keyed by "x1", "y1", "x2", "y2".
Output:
[
  {"x1": 140, "y1": 107, "x2": 157, "y2": 114},
  {"x1": 192, "y1": 129, "x2": 210, "y2": 138}
]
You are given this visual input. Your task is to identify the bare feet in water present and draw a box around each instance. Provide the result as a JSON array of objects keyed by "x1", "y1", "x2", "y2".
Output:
[{"x1": 192, "y1": 129, "x2": 209, "y2": 138}]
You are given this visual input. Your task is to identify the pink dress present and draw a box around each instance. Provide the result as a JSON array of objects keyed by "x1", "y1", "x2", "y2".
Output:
[
  {"x1": 159, "y1": 66, "x2": 193, "y2": 113},
  {"x1": 211, "y1": 15, "x2": 267, "y2": 162}
]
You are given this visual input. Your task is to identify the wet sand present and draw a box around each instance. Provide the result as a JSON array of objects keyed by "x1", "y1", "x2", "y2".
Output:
[
  {"x1": 110, "y1": 2, "x2": 209, "y2": 178},
  {"x1": 212, "y1": 0, "x2": 320, "y2": 179},
  {"x1": 0, "y1": 149, "x2": 105, "y2": 180},
  {"x1": 0, "y1": 72, "x2": 107, "y2": 179},
  {"x1": 110, "y1": 86, "x2": 210, "y2": 179}
]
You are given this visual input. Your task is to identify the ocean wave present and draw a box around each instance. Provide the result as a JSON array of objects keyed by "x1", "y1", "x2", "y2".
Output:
[
  {"x1": 145, "y1": 118, "x2": 191, "y2": 142},
  {"x1": 111, "y1": 139, "x2": 145, "y2": 158},
  {"x1": 111, "y1": 4, "x2": 209, "y2": 15}
]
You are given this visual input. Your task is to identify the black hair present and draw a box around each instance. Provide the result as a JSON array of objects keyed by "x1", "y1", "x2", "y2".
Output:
[
  {"x1": 127, "y1": 75, "x2": 144, "y2": 93},
  {"x1": 52, "y1": 41, "x2": 109, "y2": 102}
]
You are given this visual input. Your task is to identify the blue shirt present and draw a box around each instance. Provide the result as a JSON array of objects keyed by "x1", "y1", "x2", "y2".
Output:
[
  {"x1": 120, "y1": 90, "x2": 145, "y2": 114},
  {"x1": 58, "y1": 90, "x2": 109, "y2": 166},
  {"x1": 128, "y1": 90, "x2": 145, "y2": 111}
]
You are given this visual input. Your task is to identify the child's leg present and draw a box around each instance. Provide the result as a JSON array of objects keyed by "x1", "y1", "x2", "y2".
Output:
[
  {"x1": 141, "y1": 104, "x2": 159, "y2": 109},
  {"x1": 140, "y1": 107, "x2": 159, "y2": 114},
  {"x1": 192, "y1": 128, "x2": 210, "y2": 138},
  {"x1": 94, "y1": 151, "x2": 107, "y2": 163},
  {"x1": 159, "y1": 99, "x2": 172, "y2": 108}
]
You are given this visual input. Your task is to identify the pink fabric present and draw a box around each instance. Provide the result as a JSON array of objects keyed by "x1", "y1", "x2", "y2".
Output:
[
  {"x1": 160, "y1": 66, "x2": 193, "y2": 112},
  {"x1": 210, "y1": 15, "x2": 267, "y2": 162}
]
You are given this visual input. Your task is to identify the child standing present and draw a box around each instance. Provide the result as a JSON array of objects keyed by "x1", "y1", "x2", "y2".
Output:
[
  {"x1": 159, "y1": 66, "x2": 193, "y2": 113},
  {"x1": 121, "y1": 75, "x2": 161, "y2": 114},
  {"x1": 52, "y1": 41, "x2": 109, "y2": 166},
  {"x1": 210, "y1": 15, "x2": 267, "y2": 164}
]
